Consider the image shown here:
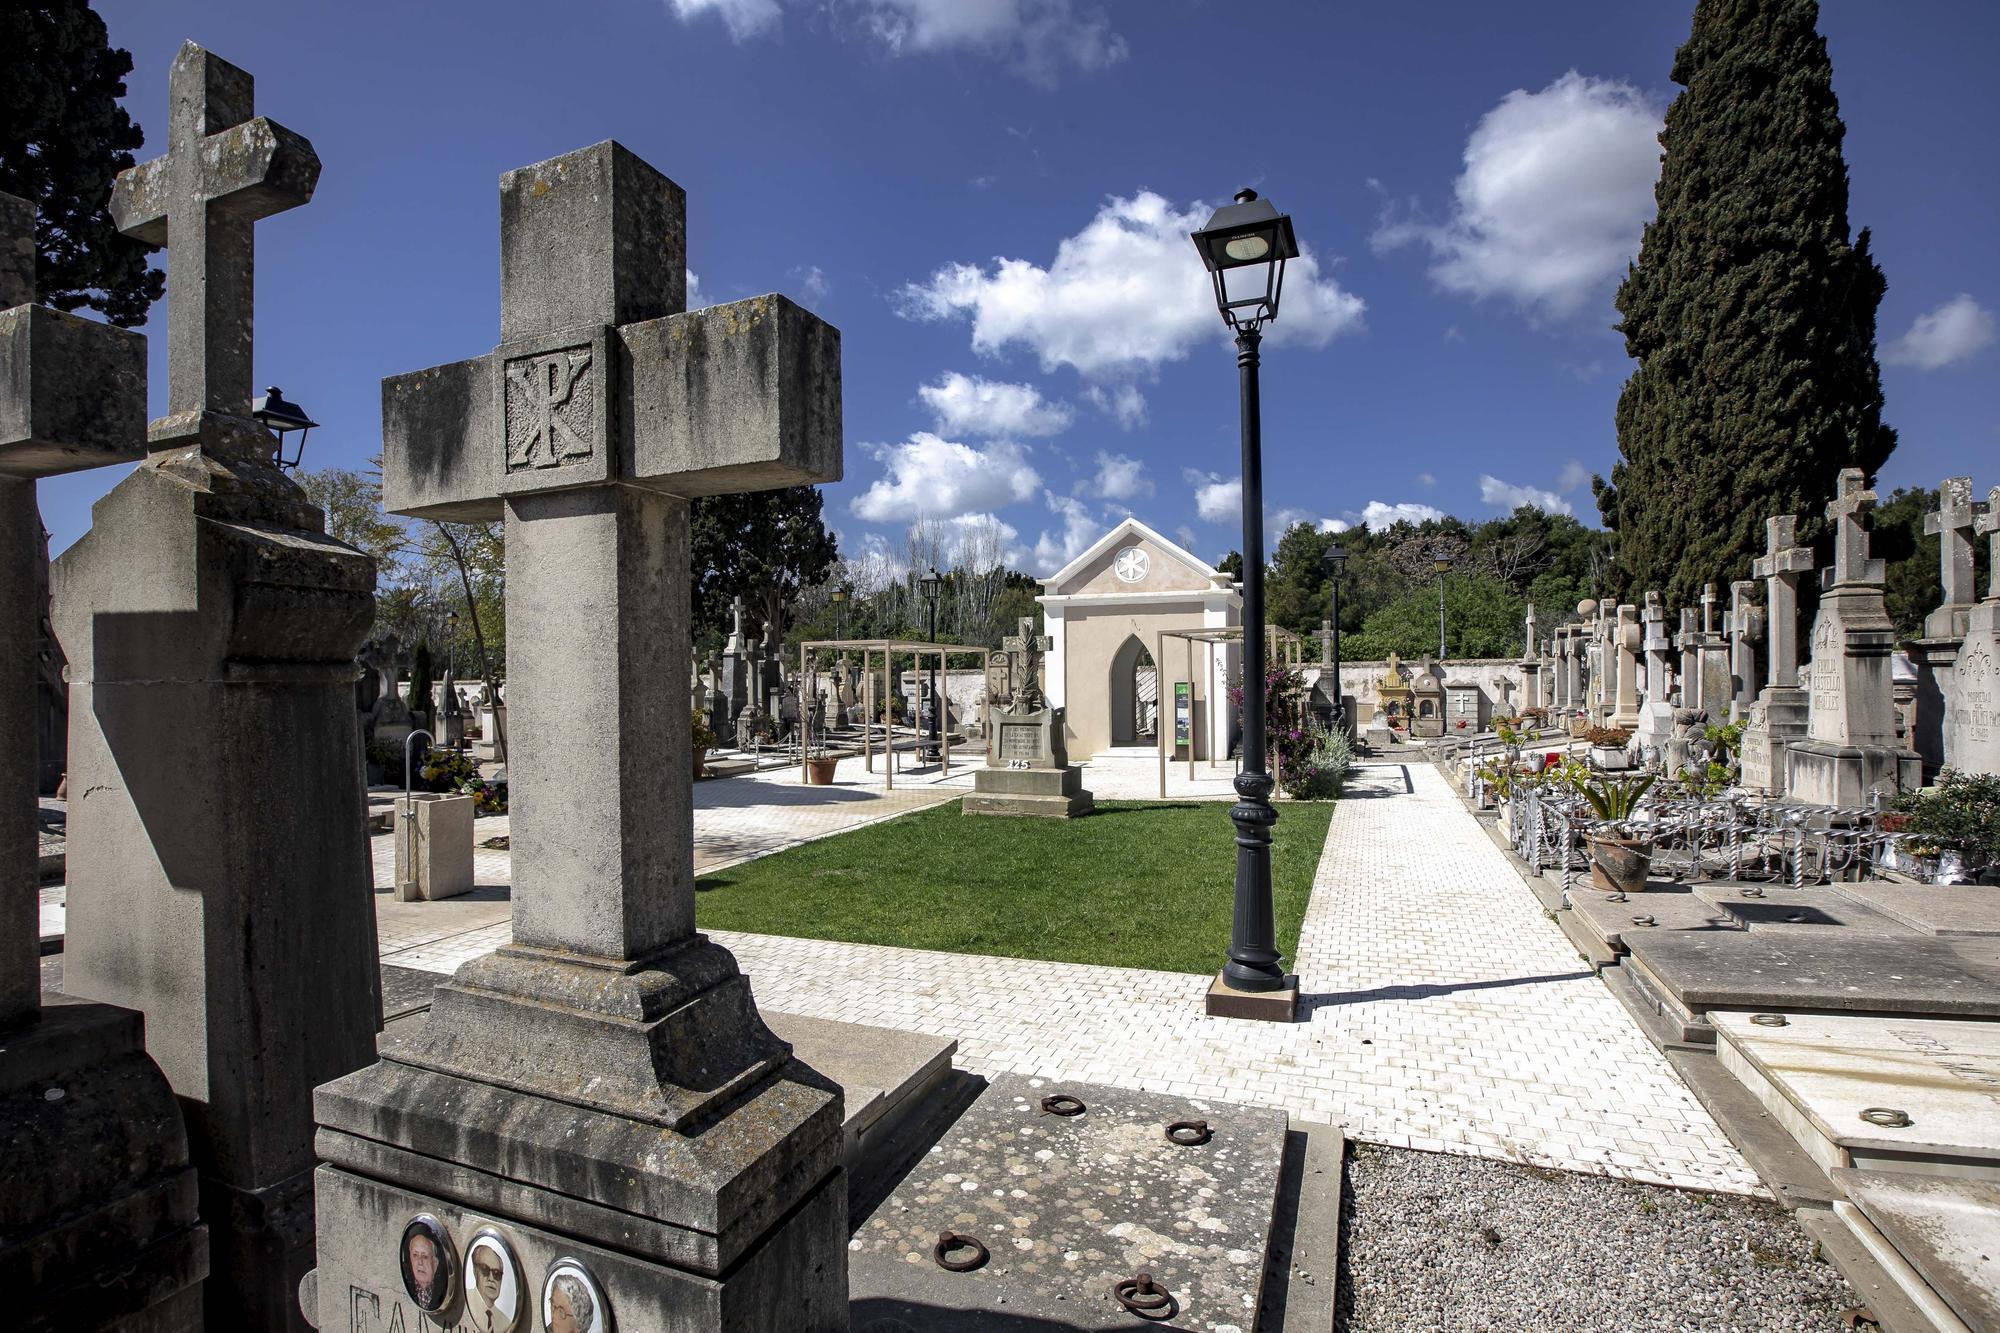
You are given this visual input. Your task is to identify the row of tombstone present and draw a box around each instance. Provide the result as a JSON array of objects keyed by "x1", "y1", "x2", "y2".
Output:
[
  {"x1": 1534, "y1": 469, "x2": 1996, "y2": 803},
  {"x1": 3, "y1": 39, "x2": 847, "y2": 1333}
]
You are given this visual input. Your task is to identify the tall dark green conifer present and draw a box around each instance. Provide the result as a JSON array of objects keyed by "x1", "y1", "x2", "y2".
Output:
[{"x1": 1598, "y1": 0, "x2": 1895, "y2": 605}]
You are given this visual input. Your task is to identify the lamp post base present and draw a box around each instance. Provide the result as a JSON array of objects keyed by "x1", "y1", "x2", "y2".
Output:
[{"x1": 1204, "y1": 970, "x2": 1298, "y2": 1022}]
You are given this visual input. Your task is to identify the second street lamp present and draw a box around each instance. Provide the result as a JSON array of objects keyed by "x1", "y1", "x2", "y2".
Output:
[
  {"x1": 918, "y1": 568, "x2": 942, "y2": 764},
  {"x1": 1323, "y1": 544, "x2": 1347, "y2": 729},
  {"x1": 1191, "y1": 188, "x2": 1300, "y2": 1021},
  {"x1": 1434, "y1": 547, "x2": 1452, "y2": 661}
]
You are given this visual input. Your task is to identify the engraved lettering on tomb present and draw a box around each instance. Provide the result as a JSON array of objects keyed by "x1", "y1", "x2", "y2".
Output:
[{"x1": 504, "y1": 347, "x2": 594, "y2": 470}]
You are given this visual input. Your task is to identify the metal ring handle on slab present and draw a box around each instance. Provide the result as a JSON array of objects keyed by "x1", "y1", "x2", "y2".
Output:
[
  {"x1": 1112, "y1": 1271, "x2": 1175, "y2": 1318},
  {"x1": 1630, "y1": 914, "x2": 1657, "y2": 927},
  {"x1": 1859, "y1": 1107, "x2": 1912, "y2": 1129},
  {"x1": 1040, "y1": 1094, "x2": 1086, "y2": 1117},
  {"x1": 1165, "y1": 1120, "x2": 1212, "y2": 1147},
  {"x1": 1749, "y1": 1013, "x2": 1789, "y2": 1028},
  {"x1": 932, "y1": 1231, "x2": 989, "y2": 1272}
]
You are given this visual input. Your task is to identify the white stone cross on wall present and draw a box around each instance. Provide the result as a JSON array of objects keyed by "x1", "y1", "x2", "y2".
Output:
[
  {"x1": 109, "y1": 42, "x2": 319, "y2": 437},
  {"x1": 1823, "y1": 467, "x2": 1884, "y2": 590}
]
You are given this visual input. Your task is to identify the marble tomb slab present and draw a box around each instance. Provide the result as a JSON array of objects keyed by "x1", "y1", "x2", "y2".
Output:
[
  {"x1": 1714, "y1": 1010, "x2": 2000, "y2": 1181},
  {"x1": 1687, "y1": 882, "x2": 1910, "y2": 933},
  {"x1": 1830, "y1": 1168, "x2": 2000, "y2": 1333},
  {"x1": 1623, "y1": 929, "x2": 2000, "y2": 1021},
  {"x1": 1831, "y1": 882, "x2": 2000, "y2": 939}
]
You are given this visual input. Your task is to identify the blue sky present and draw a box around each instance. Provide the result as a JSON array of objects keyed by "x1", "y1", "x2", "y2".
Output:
[{"x1": 42, "y1": 0, "x2": 1999, "y2": 571}]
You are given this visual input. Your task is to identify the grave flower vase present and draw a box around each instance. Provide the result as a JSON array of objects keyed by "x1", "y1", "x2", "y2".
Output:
[
  {"x1": 1589, "y1": 744, "x2": 1632, "y2": 771},
  {"x1": 1587, "y1": 833, "x2": 1653, "y2": 895}
]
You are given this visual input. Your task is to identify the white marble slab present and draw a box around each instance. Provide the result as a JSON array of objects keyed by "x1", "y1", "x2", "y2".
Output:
[{"x1": 1833, "y1": 1170, "x2": 1997, "y2": 1333}]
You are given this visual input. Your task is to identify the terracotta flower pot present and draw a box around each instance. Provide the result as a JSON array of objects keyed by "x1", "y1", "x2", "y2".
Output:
[
  {"x1": 805, "y1": 755, "x2": 839, "y2": 785},
  {"x1": 692, "y1": 746, "x2": 708, "y2": 781},
  {"x1": 1588, "y1": 834, "x2": 1653, "y2": 895}
]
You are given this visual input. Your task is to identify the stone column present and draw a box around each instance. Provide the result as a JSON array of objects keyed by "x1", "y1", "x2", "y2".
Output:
[
  {"x1": 1786, "y1": 470, "x2": 1922, "y2": 804},
  {"x1": 1728, "y1": 578, "x2": 1762, "y2": 723},
  {"x1": 1635, "y1": 593, "x2": 1674, "y2": 750},
  {"x1": 1610, "y1": 604, "x2": 1641, "y2": 730},
  {"x1": 59, "y1": 45, "x2": 379, "y2": 1331},
  {"x1": 1, "y1": 188, "x2": 208, "y2": 1331},
  {"x1": 313, "y1": 141, "x2": 847, "y2": 1329}
]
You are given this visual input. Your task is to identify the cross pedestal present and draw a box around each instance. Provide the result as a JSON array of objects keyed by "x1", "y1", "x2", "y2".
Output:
[
  {"x1": 1785, "y1": 470, "x2": 1921, "y2": 805},
  {"x1": 1739, "y1": 515, "x2": 1815, "y2": 795},
  {"x1": 310, "y1": 141, "x2": 847, "y2": 1331},
  {"x1": 0, "y1": 190, "x2": 208, "y2": 1331},
  {"x1": 55, "y1": 46, "x2": 377, "y2": 1331},
  {"x1": 967, "y1": 617, "x2": 1091, "y2": 818}
]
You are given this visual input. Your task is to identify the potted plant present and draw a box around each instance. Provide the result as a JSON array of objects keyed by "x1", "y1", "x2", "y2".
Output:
[
  {"x1": 1886, "y1": 770, "x2": 2000, "y2": 884},
  {"x1": 691, "y1": 708, "x2": 716, "y2": 780},
  {"x1": 1582, "y1": 725, "x2": 1633, "y2": 770},
  {"x1": 804, "y1": 746, "x2": 840, "y2": 785},
  {"x1": 1564, "y1": 764, "x2": 1657, "y2": 894}
]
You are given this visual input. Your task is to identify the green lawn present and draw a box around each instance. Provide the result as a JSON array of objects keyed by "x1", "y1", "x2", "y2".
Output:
[{"x1": 694, "y1": 799, "x2": 1334, "y2": 975}]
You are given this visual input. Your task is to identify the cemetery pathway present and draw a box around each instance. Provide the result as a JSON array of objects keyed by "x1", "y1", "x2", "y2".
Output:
[{"x1": 380, "y1": 757, "x2": 1761, "y2": 1195}]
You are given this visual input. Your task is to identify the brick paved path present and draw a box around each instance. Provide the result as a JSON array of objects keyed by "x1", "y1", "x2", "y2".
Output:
[{"x1": 379, "y1": 757, "x2": 1759, "y2": 1194}]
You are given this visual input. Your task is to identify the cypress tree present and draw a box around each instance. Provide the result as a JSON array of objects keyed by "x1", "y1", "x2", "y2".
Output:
[{"x1": 1598, "y1": 0, "x2": 1895, "y2": 606}]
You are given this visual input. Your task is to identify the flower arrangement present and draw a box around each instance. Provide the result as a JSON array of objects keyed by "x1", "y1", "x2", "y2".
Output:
[
  {"x1": 1582, "y1": 725, "x2": 1631, "y2": 747},
  {"x1": 1454, "y1": 718, "x2": 1469, "y2": 730},
  {"x1": 1888, "y1": 770, "x2": 2000, "y2": 871},
  {"x1": 415, "y1": 747, "x2": 507, "y2": 814}
]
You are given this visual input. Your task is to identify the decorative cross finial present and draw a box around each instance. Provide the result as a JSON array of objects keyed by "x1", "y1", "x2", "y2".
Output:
[
  {"x1": 109, "y1": 42, "x2": 319, "y2": 432},
  {"x1": 1823, "y1": 468, "x2": 1883, "y2": 588},
  {"x1": 1752, "y1": 514, "x2": 1814, "y2": 582}
]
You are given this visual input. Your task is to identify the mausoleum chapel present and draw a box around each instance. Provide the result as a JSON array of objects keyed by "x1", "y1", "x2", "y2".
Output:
[{"x1": 8, "y1": 4, "x2": 1999, "y2": 1332}]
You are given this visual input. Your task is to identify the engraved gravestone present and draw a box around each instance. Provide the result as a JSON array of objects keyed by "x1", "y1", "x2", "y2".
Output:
[
  {"x1": 1942, "y1": 488, "x2": 2000, "y2": 777},
  {"x1": 310, "y1": 140, "x2": 848, "y2": 1331},
  {"x1": 967, "y1": 616, "x2": 1091, "y2": 817}
]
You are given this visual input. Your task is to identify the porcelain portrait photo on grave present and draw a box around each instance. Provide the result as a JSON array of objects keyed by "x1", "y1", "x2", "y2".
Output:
[
  {"x1": 543, "y1": 1258, "x2": 611, "y2": 1333},
  {"x1": 399, "y1": 1214, "x2": 456, "y2": 1313},
  {"x1": 465, "y1": 1227, "x2": 524, "y2": 1333}
]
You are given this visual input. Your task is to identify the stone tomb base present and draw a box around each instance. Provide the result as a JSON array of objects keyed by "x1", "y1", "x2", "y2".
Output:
[
  {"x1": 963, "y1": 763, "x2": 1093, "y2": 819},
  {"x1": 848, "y1": 1074, "x2": 1286, "y2": 1329},
  {"x1": 1783, "y1": 739, "x2": 1921, "y2": 809},
  {"x1": 1831, "y1": 1170, "x2": 2000, "y2": 1333},
  {"x1": 1713, "y1": 1010, "x2": 2000, "y2": 1183}
]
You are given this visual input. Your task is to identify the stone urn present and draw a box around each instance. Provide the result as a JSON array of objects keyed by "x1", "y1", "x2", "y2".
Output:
[{"x1": 1587, "y1": 832, "x2": 1653, "y2": 895}]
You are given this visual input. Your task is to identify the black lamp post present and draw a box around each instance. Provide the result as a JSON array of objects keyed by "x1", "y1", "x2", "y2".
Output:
[
  {"x1": 1192, "y1": 188, "x2": 1299, "y2": 1015},
  {"x1": 918, "y1": 568, "x2": 942, "y2": 763},
  {"x1": 831, "y1": 585, "x2": 849, "y2": 640},
  {"x1": 251, "y1": 386, "x2": 319, "y2": 470},
  {"x1": 1323, "y1": 544, "x2": 1347, "y2": 729},
  {"x1": 445, "y1": 608, "x2": 459, "y2": 681},
  {"x1": 1433, "y1": 547, "x2": 1452, "y2": 660}
]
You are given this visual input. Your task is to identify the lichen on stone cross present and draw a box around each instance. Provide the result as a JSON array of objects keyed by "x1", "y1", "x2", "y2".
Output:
[
  {"x1": 108, "y1": 42, "x2": 318, "y2": 441},
  {"x1": 1822, "y1": 467, "x2": 1884, "y2": 589},
  {"x1": 1752, "y1": 515, "x2": 1814, "y2": 686},
  {"x1": 1001, "y1": 615, "x2": 1051, "y2": 713}
]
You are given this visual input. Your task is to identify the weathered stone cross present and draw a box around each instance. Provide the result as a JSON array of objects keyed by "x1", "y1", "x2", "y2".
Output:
[
  {"x1": 109, "y1": 42, "x2": 318, "y2": 441},
  {"x1": 1924, "y1": 476, "x2": 1981, "y2": 614},
  {"x1": 1701, "y1": 582, "x2": 1718, "y2": 636},
  {"x1": 1981, "y1": 487, "x2": 2000, "y2": 602},
  {"x1": 1728, "y1": 578, "x2": 1761, "y2": 712},
  {"x1": 0, "y1": 191, "x2": 146, "y2": 1024},
  {"x1": 1523, "y1": 602, "x2": 1537, "y2": 659},
  {"x1": 1822, "y1": 467, "x2": 1883, "y2": 590},
  {"x1": 1752, "y1": 514, "x2": 1816, "y2": 690}
]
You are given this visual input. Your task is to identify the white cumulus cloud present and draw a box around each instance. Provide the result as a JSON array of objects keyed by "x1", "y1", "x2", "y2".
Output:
[
  {"x1": 849, "y1": 433, "x2": 1041, "y2": 523},
  {"x1": 1084, "y1": 383, "x2": 1147, "y2": 429},
  {"x1": 1885, "y1": 294, "x2": 1995, "y2": 370},
  {"x1": 666, "y1": 0, "x2": 1124, "y2": 82},
  {"x1": 1320, "y1": 518, "x2": 1352, "y2": 534},
  {"x1": 1086, "y1": 450, "x2": 1153, "y2": 501},
  {"x1": 1031, "y1": 492, "x2": 1103, "y2": 574},
  {"x1": 1375, "y1": 71, "x2": 1663, "y2": 319},
  {"x1": 900, "y1": 191, "x2": 1364, "y2": 378},
  {"x1": 918, "y1": 372, "x2": 1073, "y2": 438},
  {"x1": 1556, "y1": 459, "x2": 1590, "y2": 492},
  {"x1": 1479, "y1": 474, "x2": 1574, "y2": 516},
  {"x1": 1354, "y1": 501, "x2": 1447, "y2": 531},
  {"x1": 1184, "y1": 469, "x2": 1242, "y2": 525}
]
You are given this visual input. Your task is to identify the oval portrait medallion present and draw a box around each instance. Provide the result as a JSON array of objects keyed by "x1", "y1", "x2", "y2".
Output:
[
  {"x1": 543, "y1": 1258, "x2": 612, "y2": 1333},
  {"x1": 463, "y1": 1227, "x2": 523, "y2": 1333},
  {"x1": 399, "y1": 1214, "x2": 457, "y2": 1314}
]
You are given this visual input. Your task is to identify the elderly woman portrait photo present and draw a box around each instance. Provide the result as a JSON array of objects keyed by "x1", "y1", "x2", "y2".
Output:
[{"x1": 542, "y1": 1259, "x2": 607, "y2": 1333}]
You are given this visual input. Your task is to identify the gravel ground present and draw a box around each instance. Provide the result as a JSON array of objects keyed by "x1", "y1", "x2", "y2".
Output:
[{"x1": 1336, "y1": 1144, "x2": 1859, "y2": 1333}]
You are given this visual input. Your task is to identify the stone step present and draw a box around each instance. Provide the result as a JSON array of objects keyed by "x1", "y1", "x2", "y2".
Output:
[
  {"x1": 1713, "y1": 1010, "x2": 2000, "y2": 1183},
  {"x1": 1831, "y1": 1170, "x2": 1998, "y2": 1333},
  {"x1": 762, "y1": 1010, "x2": 957, "y2": 1170}
]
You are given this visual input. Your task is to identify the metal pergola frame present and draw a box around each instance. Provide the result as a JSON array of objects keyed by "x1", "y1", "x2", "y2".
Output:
[
  {"x1": 1153, "y1": 626, "x2": 1245, "y2": 800},
  {"x1": 796, "y1": 638, "x2": 993, "y2": 789}
]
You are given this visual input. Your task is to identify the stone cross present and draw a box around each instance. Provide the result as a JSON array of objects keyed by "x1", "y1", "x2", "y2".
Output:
[
  {"x1": 1, "y1": 191, "x2": 147, "y2": 1025},
  {"x1": 1320, "y1": 616, "x2": 1334, "y2": 670},
  {"x1": 1642, "y1": 591, "x2": 1671, "y2": 693},
  {"x1": 334, "y1": 140, "x2": 846, "y2": 1322},
  {"x1": 1523, "y1": 602, "x2": 1537, "y2": 660},
  {"x1": 109, "y1": 41, "x2": 318, "y2": 441},
  {"x1": 1614, "y1": 603, "x2": 1641, "y2": 721},
  {"x1": 1001, "y1": 615, "x2": 1052, "y2": 713},
  {"x1": 1752, "y1": 515, "x2": 1815, "y2": 690},
  {"x1": 724, "y1": 595, "x2": 747, "y2": 653},
  {"x1": 1982, "y1": 487, "x2": 2000, "y2": 602},
  {"x1": 1924, "y1": 476, "x2": 1980, "y2": 626},
  {"x1": 1701, "y1": 583, "x2": 1718, "y2": 635},
  {"x1": 1822, "y1": 467, "x2": 1884, "y2": 590},
  {"x1": 1676, "y1": 607, "x2": 1699, "y2": 704}
]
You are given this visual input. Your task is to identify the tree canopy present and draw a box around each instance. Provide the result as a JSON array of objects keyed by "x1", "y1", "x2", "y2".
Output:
[{"x1": 1598, "y1": 0, "x2": 1895, "y2": 605}]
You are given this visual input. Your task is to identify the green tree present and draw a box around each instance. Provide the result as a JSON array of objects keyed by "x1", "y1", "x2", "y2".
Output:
[
  {"x1": 1343, "y1": 573, "x2": 1524, "y2": 663},
  {"x1": 689, "y1": 486, "x2": 839, "y2": 650},
  {"x1": 1599, "y1": 0, "x2": 1895, "y2": 606},
  {"x1": 0, "y1": 1, "x2": 162, "y2": 325}
]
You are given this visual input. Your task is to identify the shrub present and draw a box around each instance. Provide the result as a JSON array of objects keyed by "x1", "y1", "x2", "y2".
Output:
[
  {"x1": 1889, "y1": 770, "x2": 2000, "y2": 869},
  {"x1": 1582, "y1": 725, "x2": 1631, "y2": 747},
  {"x1": 691, "y1": 708, "x2": 717, "y2": 753}
]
